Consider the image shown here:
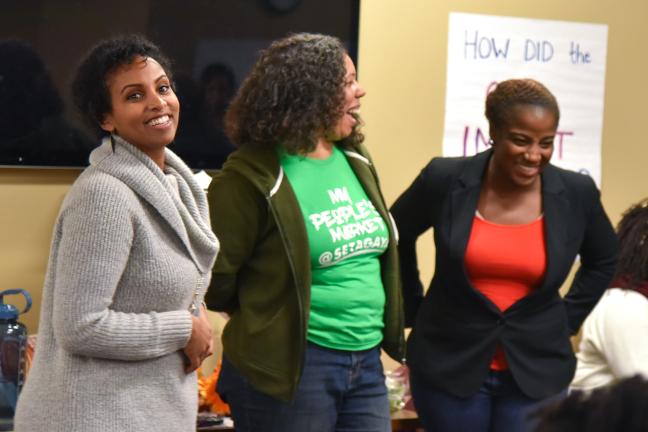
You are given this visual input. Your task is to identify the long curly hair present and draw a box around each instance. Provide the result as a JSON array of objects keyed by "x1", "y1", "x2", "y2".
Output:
[
  {"x1": 485, "y1": 78, "x2": 560, "y2": 132},
  {"x1": 225, "y1": 33, "x2": 364, "y2": 154},
  {"x1": 614, "y1": 198, "x2": 648, "y2": 288}
]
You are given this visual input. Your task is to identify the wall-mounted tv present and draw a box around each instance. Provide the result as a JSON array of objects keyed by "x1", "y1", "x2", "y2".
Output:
[{"x1": 0, "y1": 0, "x2": 360, "y2": 170}]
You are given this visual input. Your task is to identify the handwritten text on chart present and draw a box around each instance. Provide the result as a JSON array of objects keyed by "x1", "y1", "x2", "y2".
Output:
[
  {"x1": 461, "y1": 125, "x2": 574, "y2": 160},
  {"x1": 463, "y1": 31, "x2": 592, "y2": 64},
  {"x1": 444, "y1": 13, "x2": 607, "y2": 185}
]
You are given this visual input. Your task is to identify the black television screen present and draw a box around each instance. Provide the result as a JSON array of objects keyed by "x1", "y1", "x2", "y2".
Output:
[{"x1": 0, "y1": 0, "x2": 360, "y2": 169}]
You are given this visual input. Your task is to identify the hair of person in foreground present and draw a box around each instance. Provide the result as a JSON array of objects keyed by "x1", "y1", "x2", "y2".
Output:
[{"x1": 533, "y1": 375, "x2": 648, "y2": 432}]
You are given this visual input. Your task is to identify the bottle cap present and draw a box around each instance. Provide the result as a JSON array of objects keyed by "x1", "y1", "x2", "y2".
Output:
[{"x1": 0, "y1": 289, "x2": 32, "y2": 320}]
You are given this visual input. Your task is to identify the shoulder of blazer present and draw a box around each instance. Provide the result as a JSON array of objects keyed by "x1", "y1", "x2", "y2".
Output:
[
  {"x1": 422, "y1": 149, "x2": 492, "y2": 194},
  {"x1": 542, "y1": 163, "x2": 599, "y2": 199}
]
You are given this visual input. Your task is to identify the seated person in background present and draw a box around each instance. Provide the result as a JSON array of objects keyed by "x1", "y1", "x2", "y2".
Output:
[
  {"x1": 571, "y1": 198, "x2": 648, "y2": 391},
  {"x1": 534, "y1": 375, "x2": 648, "y2": 432}
]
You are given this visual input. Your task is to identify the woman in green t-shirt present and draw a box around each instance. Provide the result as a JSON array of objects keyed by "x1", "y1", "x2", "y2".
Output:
[{"x1": 205, "y1": 33, "x2": 405, "y2": 432}]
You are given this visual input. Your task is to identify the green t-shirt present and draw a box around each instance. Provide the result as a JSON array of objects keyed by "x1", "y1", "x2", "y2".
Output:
[{"x1": 280, "y1": 145, "x2": 387, "y2": 351}]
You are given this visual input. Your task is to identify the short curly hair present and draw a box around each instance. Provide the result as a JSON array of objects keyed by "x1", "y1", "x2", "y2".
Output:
[
  {"x1": 533, "y1": 375, "x2": 648, "y2": 432},
  {"x1": 485, "y1": 78, "x2": 560, "y2": 132},
  {"x1": 224, "y1": 32, "x2": 364, "y2": 154},
  {"x1": 71, "y1": 34, "x2": 173, "y2": 138},
  {"x1": 614, "y1": 198, "x2": 648, "y2": 289}
]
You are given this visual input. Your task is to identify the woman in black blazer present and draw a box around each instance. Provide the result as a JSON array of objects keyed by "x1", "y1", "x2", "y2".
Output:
[{"x1": 391, "y1": 79, "x2": 618, "y2": 432}]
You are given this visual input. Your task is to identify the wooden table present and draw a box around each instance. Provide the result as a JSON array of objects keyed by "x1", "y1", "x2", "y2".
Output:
[
  {"x1": 391, "y1": 408, "x2": 423, "y2": 432},
  {"x1": 198, "y1": 410, "x2": 422, "y2": 431}
]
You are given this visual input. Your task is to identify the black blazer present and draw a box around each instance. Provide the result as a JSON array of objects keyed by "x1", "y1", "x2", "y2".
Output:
[{"x1": 391, "y1": 149, "x2": 618, "y2": 399}]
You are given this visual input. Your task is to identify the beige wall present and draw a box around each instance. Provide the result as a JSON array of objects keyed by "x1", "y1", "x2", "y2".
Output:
[
  {"x1": 359, "y1": 0, "x2": 648, "y2": 287},
  {"x1": 357, "y1": 0, "x2": 648, "y2": 370},
  {"x1": 1, "y1": 0, "x2": 646, "y2": 342},
  {"x1": 0, "y1": 169, "x2": 79, "y2": 331}
]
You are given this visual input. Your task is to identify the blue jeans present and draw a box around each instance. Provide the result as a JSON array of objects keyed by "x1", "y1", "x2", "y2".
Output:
[
  {"x1": 410, "y1": 369, "x2": 566, "y2": 432},
  {"x1": 217, "y1": 342, "x2": 391, "y2": 432}
]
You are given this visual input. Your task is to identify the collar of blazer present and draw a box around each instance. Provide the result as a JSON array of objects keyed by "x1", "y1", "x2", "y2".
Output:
[{"x1": 450, "y1": 148, "x2": 571, "y2": 304}]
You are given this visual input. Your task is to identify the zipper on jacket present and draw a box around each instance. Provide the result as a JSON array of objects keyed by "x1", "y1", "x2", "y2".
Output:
[
  {"x1": 346, "y1": 148, "x2": 406, "y2": 361},
  {"x1": 265, "y1": 193, "x2": 307, "y2": 397}
]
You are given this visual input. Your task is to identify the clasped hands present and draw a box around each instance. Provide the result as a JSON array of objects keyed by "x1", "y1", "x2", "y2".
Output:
[{"x1": 183, "y1": 305, "x2": 214, "y2": 373}]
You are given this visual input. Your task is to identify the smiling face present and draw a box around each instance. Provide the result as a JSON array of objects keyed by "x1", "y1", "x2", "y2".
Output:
[
  {"x1": 489, "y1": 104, "x2": 557, "y2": 189},
  {"x1": 327, "y1": 54, "x2": 366, "y2": 142},
  {"x1": 100, "y1": 56, "x2": 179, "y2": 160}
]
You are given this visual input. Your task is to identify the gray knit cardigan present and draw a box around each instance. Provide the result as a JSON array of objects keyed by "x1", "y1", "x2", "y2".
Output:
[{"x1": 15, "y1": 136, "x2": 219, "y2": 431}]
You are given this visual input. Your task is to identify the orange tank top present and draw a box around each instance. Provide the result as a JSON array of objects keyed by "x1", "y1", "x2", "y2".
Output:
[{"x1": 464, "y1": 214, "x2": 546, "y2": 370}]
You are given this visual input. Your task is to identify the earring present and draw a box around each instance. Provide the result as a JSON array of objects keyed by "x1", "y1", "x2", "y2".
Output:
[{"x1": 488, "y1": 139, "x2": 494, "y2": 146}]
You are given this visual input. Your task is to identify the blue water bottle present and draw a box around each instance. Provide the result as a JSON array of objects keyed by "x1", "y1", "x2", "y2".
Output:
[{"x1": 0, "y1": 289, "x2": 31, "y2": 431}]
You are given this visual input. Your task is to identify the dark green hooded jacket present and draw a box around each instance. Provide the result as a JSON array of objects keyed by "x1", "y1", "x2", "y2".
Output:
[{"x1": 205, "y1": 142, "x2": 405, "y2": 402}]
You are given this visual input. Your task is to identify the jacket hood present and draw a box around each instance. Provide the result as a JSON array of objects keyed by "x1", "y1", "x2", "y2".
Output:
[
  {"x1": 222, "y1": 143, "x2": 365, "y2": 197},
  {"x1": 221, "y1": 144, "x2": 283, "y2": 197}
]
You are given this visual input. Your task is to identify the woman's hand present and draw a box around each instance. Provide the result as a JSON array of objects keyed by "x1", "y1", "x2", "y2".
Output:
[{"x1": 183, "y1": 305, "x2": 214, "y2": 373}]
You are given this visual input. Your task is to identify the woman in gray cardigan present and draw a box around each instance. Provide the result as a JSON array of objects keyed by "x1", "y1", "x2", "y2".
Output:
[{"x1": 14, "y1": 35, "x2": 219, "y2": 431}]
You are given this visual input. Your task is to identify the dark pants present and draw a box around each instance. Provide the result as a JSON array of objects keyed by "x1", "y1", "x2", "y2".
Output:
[
  {"x1": 410, "y1": 369, "x2": 566, "y2": 432},
  {"x1": 218, "y1": 342, "x2": 391, "y2": 432}
]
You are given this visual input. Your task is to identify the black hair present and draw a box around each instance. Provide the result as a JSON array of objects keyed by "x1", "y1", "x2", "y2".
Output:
[
  {"x1": 533, "y1": 375, "x2": 648, "y2": 432},
  {"x1": 485, "y1": 78, "x2": 560, "y2": 133},
  {"x1": 613, "y1": 198, "x2": 648, "y2": 288},
  {"x1": 71, "y1": 34, "x2": 173, "y2": 138}
]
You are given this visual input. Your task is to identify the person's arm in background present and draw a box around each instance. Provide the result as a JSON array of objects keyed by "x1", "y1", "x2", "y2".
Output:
[
  {"x1": 598, "y1": 292, "x2": 648, "y2": 378},
  {"x1": 390, "y1": 158, "x2": 443, "y2": 327},
  {"x1": 205, "y1": 170, "x2": 265, "y2": 313},
  {"x1": 563, "y1": 176, "x2": 619, "y2": 335}
]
